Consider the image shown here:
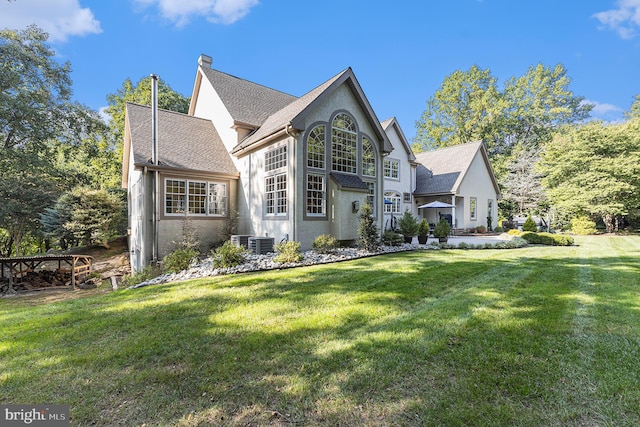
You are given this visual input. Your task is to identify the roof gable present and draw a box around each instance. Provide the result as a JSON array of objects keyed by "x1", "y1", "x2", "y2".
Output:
[
  {"x1": 381, "y1": 117, "x2": 416, "y2": 162},
  {"x1": 198, "y1": 67, "x2": 297, "y2": 128},
  {"x1": 124, "y1": 102, "x2": 238, "y2": 176},
  {"x1": 414, "y1": 141, "x2": 499, "y2": 196},
  {"x1": 232, "y1": 68, "x2": 393, "y2": 155}
]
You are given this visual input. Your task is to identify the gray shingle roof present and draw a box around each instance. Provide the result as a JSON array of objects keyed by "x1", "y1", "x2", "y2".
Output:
[
  {"x1": 232, "y1": 69, "x2": 348, "y2": 153},
  {"x1": 330, "y1": 172, "x2": 369, "y2": 191},
  {"x1": 414, "y1": 141, "x2": 483, "y2": 195},
  {"x1": 126, "y1": 102, "x2": 237, "y2": 175},
  {"x1": 200, "y1": 67, "x2": 297, "y2": 127}
]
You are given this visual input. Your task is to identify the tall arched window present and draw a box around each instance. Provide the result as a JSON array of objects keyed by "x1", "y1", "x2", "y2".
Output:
[
  {"x1": 331, "y1": 113, "x2": 357, "y2": 174},
  {"x1": 307, "y1": 125, "x2": 325, "y2": 169},
  {"x1": 362, "y1": 136, "x2": 375, "y2": 177}
]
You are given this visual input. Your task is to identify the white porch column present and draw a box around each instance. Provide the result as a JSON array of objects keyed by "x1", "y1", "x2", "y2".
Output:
[{"x1": 451, "y1": 195, "x2": 456, "y2": 229}]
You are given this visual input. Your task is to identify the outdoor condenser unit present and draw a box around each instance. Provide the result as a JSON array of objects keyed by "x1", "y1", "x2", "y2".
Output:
[{"x1": 249, "y1": 237, "x2": 274, "y2": 255}]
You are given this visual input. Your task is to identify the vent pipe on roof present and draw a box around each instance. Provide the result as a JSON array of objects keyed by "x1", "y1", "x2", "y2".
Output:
[{"x1": 150, "y1": 74, "x2": 159, "y2": 166}]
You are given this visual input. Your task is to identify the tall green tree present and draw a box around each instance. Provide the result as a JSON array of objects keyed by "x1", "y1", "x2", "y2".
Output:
[
  {"x1": 0, "y1": 25, "x2": 111, "y2": 255},
  {"x1": 105, "y1": 75, "x2": 190, "y2": 145},
  {"x1": 415, "y1": 65, "x2": 502, "y2": 152},
  {"x1": 538, "y1": 119, "x2": 640, "y2": 232}
]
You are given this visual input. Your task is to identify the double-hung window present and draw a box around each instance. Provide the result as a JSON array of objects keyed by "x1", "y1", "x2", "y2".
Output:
[
  {"x1": 384, "y1": 159, "x2": 399, "y2": 179},
  {"x1": 265, "y1": 145, "x2": 287, "y2": 216}
]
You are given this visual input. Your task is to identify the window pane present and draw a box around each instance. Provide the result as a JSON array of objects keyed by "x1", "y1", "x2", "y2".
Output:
[
  {"x1": 208, "y1": 182, "x2": 227, "y2": 216},
  {"x1": 362, "y1": 137, "x2": 375, "y2": 177},
  {"x1": 331, "y1": 113, "x2": 357, "y2": 174},
  {"x1": 266, "y1": 145, "x2": 287, "y2": 171},
  {"x1": 307, "y1": 125, "x2": 325, "y2": 169},
  {"x1": 306, "y1": 173, "x2": 325, "y2": 215},
  {"x1": 165, "y1": 179, "x2": 186, "y2": 214},
  {"x1": 188, "y1": 181, "x2": 207, "y2": 214}
]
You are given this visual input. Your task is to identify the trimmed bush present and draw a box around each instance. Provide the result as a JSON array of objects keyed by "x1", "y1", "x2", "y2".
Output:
[
  {"x1": 274, "y1": 240, "x2": 304, "y2": 263},
  {"x1": 520, "y1": 232, "x2": 574, "y2": 246},
  {"x1": 522, "y1": 215, "x2": 538, "y2": 232},
  {"x1": 570, "y1": 216, "x2": 597, "y2": 235},
  {"x1": 382, "y1": 230, "x2": 404, "y2": 246},
  {"x1": 312, "y1": 234, "x2": 339, "y2": 254},
  {"x1": 211, "y1": 240, "x2": 247, "y2": 269},
  {"x1": 163, "y1": 248, "x2": 199, "y2": 273},
  {"x1": 507, "y1": 229, "x2": 523, "y2": 236}
]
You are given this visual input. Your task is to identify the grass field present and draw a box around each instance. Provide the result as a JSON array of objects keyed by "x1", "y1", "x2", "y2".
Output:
[{"x1": 1, "y1": 235, "x2": 639, "y2": 426}]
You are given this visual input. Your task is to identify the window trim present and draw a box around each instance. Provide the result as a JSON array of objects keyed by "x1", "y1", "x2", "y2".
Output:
[
  {"x1": 470, "y1": 197, "x2": 477, "y2": 221},
  {"x1": 383, "y1": 158, "x2": 400, "y2": 180},
  {"x1": 164, "y1": 178, "x2": 228, "y2": 217},
  {"x1": 384, "y1": 191, "x2": 402, "y2": 214},
  {"x1": 305, "y1": 172, "x2": 326, "y2": 218}
]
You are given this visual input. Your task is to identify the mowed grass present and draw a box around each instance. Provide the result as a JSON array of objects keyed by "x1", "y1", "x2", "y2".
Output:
[{"x1": 1, "y1": 235, "x2": 640, "y2": 426}]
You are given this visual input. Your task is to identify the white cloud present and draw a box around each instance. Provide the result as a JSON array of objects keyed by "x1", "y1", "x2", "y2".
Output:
[
  {"x1": 133, "y1": 0, "x2": 259, "y2": 27},
  {"x1": 0, "y1": 0, "x2": 102, "y2": 42},
  {"x1": 593, "y1": 0, "x2": 640, "y2": 39},
  {"x1": 582, "y1": 100, "x2": 624, "y2": 122}
]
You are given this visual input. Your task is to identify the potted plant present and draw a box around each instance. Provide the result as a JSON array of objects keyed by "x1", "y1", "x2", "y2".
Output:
[
  {"x1": 417, "y1": 218, "x2": 430, "y2": 244},
  {"x1": 433, "y1": 218, "x2": 451, "y2": 243},
  {"x1": 398, "y1": 210, "x2": 418, "y2": 244}
]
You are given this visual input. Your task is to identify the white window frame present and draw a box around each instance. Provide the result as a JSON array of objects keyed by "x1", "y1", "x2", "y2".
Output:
[
  {"x1": 470, "y1": 197, "x2": 477, "y2": 220},
  {"x1": 384, "y1": 191, "x2": 401, "y2": 214},
  {"x1": 306, "y1": 173, "x2": 326, "y2": 216},
  {"x1": 331, "y1": 113, "x2": 358, "y2": 174},
  {"x1": 384, "y1": 158, "x2": 399, "y2": 179},
  {"x1": 307, "y1": 125, "x2": 325, "y2": 169},
  {"x1": 165, "y1": 178, "x2": 227, "y2": 217},
  {"x1": 362, "y1": 136, "x2": 376, "y2": 177},
  {"x1": 266, "y1": 173, "x2": 287, "y2": 216}
]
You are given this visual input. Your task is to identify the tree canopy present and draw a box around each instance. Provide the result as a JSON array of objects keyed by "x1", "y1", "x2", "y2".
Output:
[{"x1": 538, "y1": 118, "x2": 640, "y2": 232}]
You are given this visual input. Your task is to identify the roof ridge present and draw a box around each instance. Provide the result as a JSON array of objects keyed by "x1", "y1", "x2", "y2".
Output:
[
  {"x1": 207, "y1": 67, "x2": 298, "y2": 98},
  {"x1": 126, "y1": 102, "x2": 213, "y2": 123}
]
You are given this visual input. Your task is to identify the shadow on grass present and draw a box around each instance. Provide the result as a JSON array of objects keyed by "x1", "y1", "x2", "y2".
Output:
[{"x1": 2, "y1": 244, "x2": 640, "y2": 425}]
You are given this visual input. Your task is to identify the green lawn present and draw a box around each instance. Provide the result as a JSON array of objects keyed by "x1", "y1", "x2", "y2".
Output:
[{"x1": 1, "y1": 235, "x2": 639, "y2": 426}]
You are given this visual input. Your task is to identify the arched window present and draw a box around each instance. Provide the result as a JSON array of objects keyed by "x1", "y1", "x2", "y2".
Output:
[
  {"x1": 307, "y1": 125, "x2": 325, "y2": 169},
  {"x1": 362, "y1": 136, "x2": 375, "y2": 177},
  {"x1": 331, "y1": 113, "x2": 357, "y2": 174}
]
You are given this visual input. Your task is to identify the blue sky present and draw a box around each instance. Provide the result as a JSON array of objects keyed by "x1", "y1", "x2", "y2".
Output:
[{"x1": 2, "y1": 0, "x2": 639, "y2": 141}]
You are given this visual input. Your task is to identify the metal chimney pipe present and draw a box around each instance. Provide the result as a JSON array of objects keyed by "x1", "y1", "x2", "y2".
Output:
[{"x1": 150, "y1": 74, "x2": 159, "y2": 166}]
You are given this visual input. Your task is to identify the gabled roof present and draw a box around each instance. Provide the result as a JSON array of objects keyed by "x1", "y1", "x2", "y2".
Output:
[
  {"x1": 414, "y1": 141, "x2": 500, "y2": 196},
  {"x1": 231, "y1": 67, "x2": 394, "y2": 156},
  {"x1": 381, "y1": 117, "x2": 416, "y2": 162},
  {"x1": 199, "y1": 67, "x2": 297, "y2": 127},
  {"x1": 124, "y1": 103, "x2": 238, "y2": 177}
]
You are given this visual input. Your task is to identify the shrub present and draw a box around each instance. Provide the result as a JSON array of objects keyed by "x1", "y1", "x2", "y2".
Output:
[
  {"x1": 398, "y1": 210, "x2": 419, "y2": 237},
  {"x1": 357, "y1": 202, "x2": 379, "y2": 252},
  {"x1": 121, "y1": 265, "x2": 160, "y2": 287},
  {"x1": 433, "y1": 218, "x2": 451, "y2": 238},
  {"x1": 570, "y1": 216, "x2": 597, "y2": 235},
  {"x1": 476, "y1": 225, "x2": 487, "y2": 234},
  {"x1": 494, "y1": 226, "x2": 504, "y2": 233},
  {"x1": 382, "y1": 230, "x2": 404, "y2": 246},
  {"x1": 522, "y1": 215, "x2": 538, "y2": 232},
  {"x1": 163, "y1": 248, "x2": 199, "y2": 273},
  {"x1": 274, "y1": 240, "x2": 304, "y2": 263},
  {"x1": 211, "y1": 241, "x2": 247, "y2": 269},
  {"x1": 520, "y1": 232, "x2": 574, "y2": 246},
  {"x1": 418, "y1": 219, "x2": 430, "y2": 236},
  {"x1": 507, "y1": 229, "x2": 523, "y2": 236},
  {"x1": 312, "y1": 234, "x2": 339, "y2": 254}
]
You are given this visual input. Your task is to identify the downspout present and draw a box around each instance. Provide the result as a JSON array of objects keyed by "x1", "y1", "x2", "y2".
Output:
[
  {"x1": 285, "y1": 123, "x2": 296, "y2": 242},
  {"x1": 150, "y1": 74, "x2": 159, "y2": 264}
]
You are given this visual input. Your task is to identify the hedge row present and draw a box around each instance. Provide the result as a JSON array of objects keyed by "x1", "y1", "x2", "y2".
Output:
[{"x1": 520, "y1": 231, "x2": 574, "y2": 246}]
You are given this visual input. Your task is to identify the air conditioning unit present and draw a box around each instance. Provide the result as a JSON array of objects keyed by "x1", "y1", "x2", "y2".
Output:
[
  {"x1": 230, "y1": 235, "x2": 252, "y2": 248},
  {"x1": 249, "y1": 237, "x2": 274, "y2": 255}
]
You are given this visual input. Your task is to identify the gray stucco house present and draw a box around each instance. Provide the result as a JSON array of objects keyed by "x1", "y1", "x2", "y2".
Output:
[{"x1": 123, "y1": 54, "x2": 500, "y2": 272}]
